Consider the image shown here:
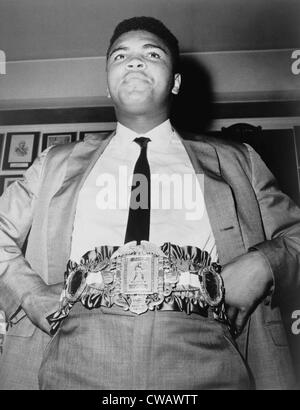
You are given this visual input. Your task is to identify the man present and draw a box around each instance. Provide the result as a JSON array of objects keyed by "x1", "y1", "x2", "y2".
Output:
[{"x1": 0, "y1": 16, "x2": 299, "y2": 390}]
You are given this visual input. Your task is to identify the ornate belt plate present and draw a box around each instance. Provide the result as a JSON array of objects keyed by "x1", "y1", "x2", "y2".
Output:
[{"x1": 111, "y1": 241, "x2": 167, "y2": 314}]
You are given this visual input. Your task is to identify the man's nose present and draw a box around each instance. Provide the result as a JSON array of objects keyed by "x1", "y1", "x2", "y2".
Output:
[{"x1": 126, "y1": 57, "x2": 146, "y2": 70}]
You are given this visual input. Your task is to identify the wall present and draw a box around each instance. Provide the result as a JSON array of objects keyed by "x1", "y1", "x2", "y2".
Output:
[{"x1": 0, "y1": 49, "x2": 299, "y2": 109}]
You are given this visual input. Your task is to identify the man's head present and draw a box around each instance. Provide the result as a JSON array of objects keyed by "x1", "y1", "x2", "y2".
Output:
[
  {"x1": 107, "y1": 17, "x2": 180, "y2": 74},
  {"x1": 106, "y1": 17, "x2": 181, "y2": 124}
]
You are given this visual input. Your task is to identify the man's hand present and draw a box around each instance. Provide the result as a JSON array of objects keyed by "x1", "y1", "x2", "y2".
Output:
[
  {"x1": 21, "y1": 282, "x2": 63, "y2": 335},
  {"x1": 221, "y1": 251, "x2": 274, "y2": 334}
]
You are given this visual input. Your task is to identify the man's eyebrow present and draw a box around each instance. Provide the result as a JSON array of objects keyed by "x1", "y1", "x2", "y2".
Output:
[
  {"x1": 143, "y1": 43, "x2": 168, "y2": 54},
  {"x1": 108, "y1": 46, "x2": 129, "y2": 58},
  {"x1": 108, "y1": 43, "x2": 168, "y2": 58}
]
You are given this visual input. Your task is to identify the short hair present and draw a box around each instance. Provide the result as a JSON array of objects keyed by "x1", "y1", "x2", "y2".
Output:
[{"x1": 107, "y1": 16, "x2": 180, "y2": 72}]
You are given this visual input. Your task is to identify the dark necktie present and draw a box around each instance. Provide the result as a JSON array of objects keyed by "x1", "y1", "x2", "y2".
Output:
[{"x1": 124, "y1": 137, "x2": 151, "y2": 244}]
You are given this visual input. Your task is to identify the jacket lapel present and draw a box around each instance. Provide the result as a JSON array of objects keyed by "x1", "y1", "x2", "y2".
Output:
[
  {"x1": 181, "y1": 135, "x2": 246, "y2": 264},
  {"x1": 47, "y1": 132, "x2": 114, "y2": 281}
]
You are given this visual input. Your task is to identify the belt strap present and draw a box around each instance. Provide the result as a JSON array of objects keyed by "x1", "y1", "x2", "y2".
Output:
[{"x1": 47, "y1": 242, "x2": 229, "y2": 335}]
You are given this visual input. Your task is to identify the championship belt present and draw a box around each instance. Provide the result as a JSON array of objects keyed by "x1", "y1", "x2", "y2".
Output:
[{"x1": 47, "y1": 242, "x2": 227, "y2": 335}]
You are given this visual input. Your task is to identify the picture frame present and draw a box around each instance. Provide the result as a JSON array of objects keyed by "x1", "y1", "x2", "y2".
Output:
[
  {"x1": 2, "y1": 132, "x2": 39, "y2": 171},
  {"x1": 0, "y1": 133, "x2": 4, "y2": 169},
  {"x1": 294, "y1": 126, "x2": 300, "y2": 159},
  {"x1": 79, "y1": 130, "x2": 112, "y2": 141},
  {"x1": 0, "y1": 174, "x2": 24, "y2": 196},
  {"x1": 41, "y1": 132, "x2": 77, "y2": 151}
]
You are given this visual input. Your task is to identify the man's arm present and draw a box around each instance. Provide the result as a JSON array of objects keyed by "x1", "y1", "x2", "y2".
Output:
[
  {"x1": 245, "y1": 144, "x2": 300, "y2": 302},
  {"x1": 0, "y1": 149, "x2": 61, "y2": 334},
  {"x1": 222, "y1": 144, "x2": 300, "y2": 332}
]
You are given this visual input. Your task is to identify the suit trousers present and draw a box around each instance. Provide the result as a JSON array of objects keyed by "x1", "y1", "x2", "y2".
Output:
[
  {"x1": 0, "y1": 325, "x2": 49, "y2": 390},
  {"x1": 38, "y1": 303, "x2": 252, "y2": 390}
]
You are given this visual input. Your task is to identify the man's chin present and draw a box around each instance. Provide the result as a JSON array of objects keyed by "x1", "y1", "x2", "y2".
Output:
[
  {"x1": 120, "y1": 102, "x2": 149, "y2": 115},
  {"x1": 119, "y1": 92, "x2": 152, "y2": 108},
  {"x1": 124, "y1": 86, "x2": 151, "y2": 98}
]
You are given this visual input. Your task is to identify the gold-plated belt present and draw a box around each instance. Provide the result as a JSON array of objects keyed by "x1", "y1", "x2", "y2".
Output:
[{"x1": 47, "y1": 242, "x2": 228, "y2": 335}]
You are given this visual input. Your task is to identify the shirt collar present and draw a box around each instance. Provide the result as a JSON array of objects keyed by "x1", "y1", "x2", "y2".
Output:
[{"x1": 115, "y1": 119, "x2": 176, "y2": 151}]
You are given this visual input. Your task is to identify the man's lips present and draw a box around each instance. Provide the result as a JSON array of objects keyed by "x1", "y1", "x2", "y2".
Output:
[{"x1": 123, "y1": 72, "x2": 151, "y2": 83}]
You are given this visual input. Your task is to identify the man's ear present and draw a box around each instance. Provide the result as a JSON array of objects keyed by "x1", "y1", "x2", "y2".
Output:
[{"x1": 171, "y1": 73, "x2": 181, "y2": 95}]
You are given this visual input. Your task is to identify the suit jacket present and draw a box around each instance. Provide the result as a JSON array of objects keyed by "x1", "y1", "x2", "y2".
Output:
[{"x1": 0, "y1": 130, "x2": 299, "y2": 389}]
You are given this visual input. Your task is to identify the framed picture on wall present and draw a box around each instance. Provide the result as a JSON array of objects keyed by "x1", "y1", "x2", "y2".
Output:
[
  {"x1": 2, "y1": 132, "x2": 40, "y2": 170},
  {"x1": 0, "y1": 133, "x2": 4, "y2": 168},
  {"x1": 41, "y1": 132, "x2": 77, "y2": 151},
  {"x1": 294, "y1": 126, "x2": 300, "y2": 159},
  {"x1": 0, "y1": 174, "x2": 24, "y2": 196},
  {"x1": 79, "y1": 130, "x2": 112, "y2": 141}
]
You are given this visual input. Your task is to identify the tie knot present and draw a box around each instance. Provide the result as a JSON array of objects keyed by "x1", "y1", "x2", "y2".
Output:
[{"x1": 134, "y1": 137, "x2": 151, "y2": 148}]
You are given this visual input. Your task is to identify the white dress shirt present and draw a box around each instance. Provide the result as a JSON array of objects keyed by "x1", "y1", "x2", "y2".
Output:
[{"x1": 70, "y1": 120, "x2": 218, "y2": 263}]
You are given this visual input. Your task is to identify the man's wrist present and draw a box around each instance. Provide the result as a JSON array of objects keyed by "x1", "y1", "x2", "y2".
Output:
[
  {"x1": 20, "y1": 283, "x2": 62, "y2": 333},
  {"x1": 248, "y1": 247, "x2": 275, "y2": 300}
]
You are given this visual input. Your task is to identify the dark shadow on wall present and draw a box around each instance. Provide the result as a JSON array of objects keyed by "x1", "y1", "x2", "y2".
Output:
[{"x1": 170, "y1": 55, "x2": 214, "y2": 134}]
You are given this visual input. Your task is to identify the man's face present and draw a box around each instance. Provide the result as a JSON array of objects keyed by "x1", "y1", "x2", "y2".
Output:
[{"x1": 106, "y1": 30, "x2": 180, "y2": 116}]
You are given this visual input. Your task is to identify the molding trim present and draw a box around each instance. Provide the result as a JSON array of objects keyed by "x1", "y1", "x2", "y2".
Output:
[{"x1": 0, "y1": 100, "x2": 299, "y2": 126}]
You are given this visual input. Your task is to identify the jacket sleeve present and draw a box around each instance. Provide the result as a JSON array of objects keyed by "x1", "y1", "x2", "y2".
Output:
[
  {"x1": 245, "y1": 143, "x2": 300, "y2": 306},
  {"x1": 0, "y1": 148, "x2": 53, "y2": 321}
]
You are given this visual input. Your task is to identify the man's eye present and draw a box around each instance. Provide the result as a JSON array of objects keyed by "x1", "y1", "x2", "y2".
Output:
[
  {"x1": 148, "y1": 51, "x2": 161, "y2": 59},
  {"x1": 114, "y1": 54, "x2": 125, "y2": 61}
]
